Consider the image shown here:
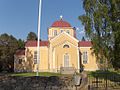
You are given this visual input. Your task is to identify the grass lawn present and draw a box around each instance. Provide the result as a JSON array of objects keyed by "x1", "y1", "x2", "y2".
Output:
[{"x1": 10, "y1": 72, "x2": 62, "y2": 77}]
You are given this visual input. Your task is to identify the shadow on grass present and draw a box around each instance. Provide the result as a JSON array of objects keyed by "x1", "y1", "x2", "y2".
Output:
[{"x1": 8, "y1": 72, "x2": 63, "y2": 77}]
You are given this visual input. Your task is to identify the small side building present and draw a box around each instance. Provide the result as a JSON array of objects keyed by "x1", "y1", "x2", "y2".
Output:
[{"x1": 14, "y1": 49, "x2": 25, "y2": 72}]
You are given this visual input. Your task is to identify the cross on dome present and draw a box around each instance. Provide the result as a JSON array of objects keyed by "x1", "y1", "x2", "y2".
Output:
[
  {"x1": 51, "y1": 16, "x2": 71, "y2": 27},
  {"x1": 60, "y1": 15, "x2": 63, "y2": 20}
]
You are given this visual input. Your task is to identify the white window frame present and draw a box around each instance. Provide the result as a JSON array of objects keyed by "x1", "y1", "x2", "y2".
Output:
[
  {"x1": 60, "y1": 30, "x2": 64, "y2": 33},
  {"x1": 54, "y1": 30, "x2": 57, "y2": 36},
  {"x1": 63, "y1": 44, "x2": 70, "y2": 48},
  {"x1": 63, "y1": 53, "x2": 70, "y2": 67},
  {"x1": 34, "y1": 51, "x2": 37, "y2": 64},
  {"x1": 18, "y1": 59, "x2": 22, "y2": 64},
  {"x1": 82, "y1": 51, "x2": 88, "y2": 64},
  {"x1": 66, "y1": 30, "x2": 70, "y2": 34}
]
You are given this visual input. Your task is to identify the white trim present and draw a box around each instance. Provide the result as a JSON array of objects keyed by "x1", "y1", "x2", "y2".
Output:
[
  {"x1": 53, "y1": 48, "x2": 55, "y2": 69},
  {"x1": 53, "y1": 40, "x2": 78, "y2": 49},
  {"x1": 65, "y1": 41, "x2": 78, "y2": 48},
  {"x1": 26, "y1": 46, "x2": 48, "y2": 48},
  {"x1": 50, "y1": 31, "x2": 78, "y2": 43},
  {"x1": 82, "y1": 51, "x2": 89, "y2": 64},
  {"x1": 24, "y1": 49, "x2": 27, "y2": 62},
  {"x1": 48, "y1": 45, "x2": 50, "y2": 70},
  {"x1": 63, "y1": 53, "x2": 71, "y2": 67},
  {"x1": 87, "y1": 51, "x2": 89, "y2": 64},
  {"x1": 80, "y1": 47, "x2": 91, "y2": 48},
  {"x1": 49, "y1": 27, "x2": 74, "y2": 29},
  {"x1": 77, "y1": 49, "x2": 80, "y2": 71},
  {"x1": 63, "y1": 44, "x2": 71, "y2": 48},
  {"x1": 53, "y1": 30, "x2": 57, "y2": 36},
  {"x1": 49, "y1": 44, "x2": 53, "y2": 71},
  {"x1": 48, "y1": 35, "x2": 52, "y2": 37}
]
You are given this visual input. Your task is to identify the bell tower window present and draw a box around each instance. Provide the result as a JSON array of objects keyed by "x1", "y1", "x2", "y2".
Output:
[
  {"x1": 54, "y1": 30, "x2": 57, "y2": 36},
  {"x1": 66, "y1": 30, "x2": 70, "y2": 34},
  {"x1": 61, "y1": 30, "x2": 63, "y2": 33}
]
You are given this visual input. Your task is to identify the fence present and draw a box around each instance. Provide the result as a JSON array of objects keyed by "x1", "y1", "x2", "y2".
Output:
[{"x1": 88, "y1": 71, "x2": 120, "y2": 90}]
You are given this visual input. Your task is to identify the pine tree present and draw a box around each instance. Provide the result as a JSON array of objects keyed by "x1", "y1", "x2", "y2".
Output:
[
  {"x1": 0, "y1": 33, "x2": 18, "y2": 72},
  {"x1": 17, "y1": 39, "x2": 24, "y2": 49},
  {"x1": 27, "y1": 32, "x2": 37, "y2": 40}
]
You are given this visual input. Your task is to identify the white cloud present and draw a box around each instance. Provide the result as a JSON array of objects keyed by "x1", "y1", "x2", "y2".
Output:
[
  {"x1": 79, "y1": 30, "x2": 85, "y2": 34},
  {"x1": 76, "y1": 26, "x2": 85, "y2": 34}
]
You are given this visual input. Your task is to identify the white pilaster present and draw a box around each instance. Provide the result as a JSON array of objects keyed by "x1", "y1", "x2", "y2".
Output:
[
  {"x1": 77, "y1": 48, "x2": 80, "y2": 72},
  {"x1": 49, "y1": 44, "x2": 53, "y2": 72},
  {"x1": 53, "y1": 48, "x2": 56, "y2": 71}
]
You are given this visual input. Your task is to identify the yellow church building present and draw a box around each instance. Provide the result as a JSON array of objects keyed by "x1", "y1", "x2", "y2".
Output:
[{"x1": 14, "y1": 18, "x2": 98, "y2": 73}]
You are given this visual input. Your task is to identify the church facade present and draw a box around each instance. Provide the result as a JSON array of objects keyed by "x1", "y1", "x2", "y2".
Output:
[{"x1": 14, "y1": 18, "x2": 98, "y2": 72}]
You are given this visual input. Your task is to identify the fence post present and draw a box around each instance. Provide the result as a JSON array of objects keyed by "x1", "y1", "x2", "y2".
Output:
[{"x1": 96, "y1": 76, "x2": 98, "y2": 88}]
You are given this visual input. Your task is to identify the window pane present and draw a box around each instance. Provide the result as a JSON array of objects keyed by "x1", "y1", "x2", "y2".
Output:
[
  {"x1": 19, "y1": 59, "x2": 22, "y2": 64},
  {"x1": 34, "y1": 51, "x2": 37, "y2": 64},
  {"x1": 66, "y1": 30, "x2": 70, "y2": 34},
  {"x1": 64, "y1": 54, "x2": 69, "y2": 67},
  {"x1": 61, "y1": 30, "x2": 63, "y2": 33},
  {"x1": 54, "y1": 30, "x2": 57, "y2": 36},
  {"x1": 63, "y1": 44, "x2": 69, "y2": 48},
  {"x1": 83, "y1": 52, "x2": 88, "y2": 64}
]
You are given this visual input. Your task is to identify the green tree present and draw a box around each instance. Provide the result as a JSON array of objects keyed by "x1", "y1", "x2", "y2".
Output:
[
  {"x1": 27, "y1": 32, "x2": 37, "y2": 40},
  {"x1": 79, "y1": 0, "x2": 120, "y2": 70},
  {"x1": 110, "y1": 0, "x2": 120, "y2": 70},
  {"x1": 17, "y1": 39, "x2": 25, "y2": 49},
  {"x1": 0, "y1": 33, "x2": 18, "y2": 72}
]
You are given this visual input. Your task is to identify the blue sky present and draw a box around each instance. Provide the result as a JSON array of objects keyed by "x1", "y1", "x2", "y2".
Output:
[{"x1": 0, "y1": 0, "x2": 85, "y2": 40}]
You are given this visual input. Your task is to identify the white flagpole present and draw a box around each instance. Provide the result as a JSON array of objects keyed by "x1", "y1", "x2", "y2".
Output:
[{"x1": 37, "y1": 0, "x2": 42, "y2": 76}]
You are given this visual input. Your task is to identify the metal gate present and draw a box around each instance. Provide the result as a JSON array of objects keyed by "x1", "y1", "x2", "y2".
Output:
[{"x1": 88, "y1": 72, "x2": 120, "y2": 90}]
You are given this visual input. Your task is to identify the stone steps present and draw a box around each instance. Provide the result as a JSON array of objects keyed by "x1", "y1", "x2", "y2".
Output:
[{"x1": 60, "y1": 67, "x2": 76, "y2": 74}]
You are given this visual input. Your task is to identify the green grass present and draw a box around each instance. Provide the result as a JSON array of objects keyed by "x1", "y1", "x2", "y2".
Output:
[{"x1": 10, "y1": 72, "x2": 62, "y2": 77}]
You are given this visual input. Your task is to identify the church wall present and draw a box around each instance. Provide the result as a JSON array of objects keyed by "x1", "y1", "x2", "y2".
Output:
[
  {"x1": 54, "y1": 43, "x2": 78, "y2": 71},
  {"x1": 80, "y1": 47, "x2": 98, "y2": 71},
  {"x1": 49, "y1": 32, "x2": 79, "y2": 72},
  {"x1": 25, "y1": 47, "x2": 49, "y2": 72}
]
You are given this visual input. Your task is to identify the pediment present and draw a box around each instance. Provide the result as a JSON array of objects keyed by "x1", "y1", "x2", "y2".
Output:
[{"x1": 50, "y1": 32, "x2": 78, "y2": 47}]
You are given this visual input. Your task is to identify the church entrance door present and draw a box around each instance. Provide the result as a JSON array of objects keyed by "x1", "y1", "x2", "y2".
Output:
[{"x1": 64, "y1": 53, "x2": 69, "y2": 67}]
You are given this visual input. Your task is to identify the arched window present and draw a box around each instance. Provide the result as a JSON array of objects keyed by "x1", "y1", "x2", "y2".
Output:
[{"x1": 63, "y1": 44, "x2": 69, "y2": 48}]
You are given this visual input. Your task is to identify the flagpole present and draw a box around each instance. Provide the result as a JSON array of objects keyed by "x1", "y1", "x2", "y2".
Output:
[{"x1": 37, "y1": 0, "x2": 42, "y2": 76}]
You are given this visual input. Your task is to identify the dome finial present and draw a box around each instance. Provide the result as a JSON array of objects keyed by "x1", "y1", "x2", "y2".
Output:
[{"x1": 60, "y1": 15, "x2": 63, "y2": 20}]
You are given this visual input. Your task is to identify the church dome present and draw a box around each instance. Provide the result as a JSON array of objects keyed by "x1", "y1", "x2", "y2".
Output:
[{"x1": 51, "y1": 19, "x2": 71, "y2": 27}]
